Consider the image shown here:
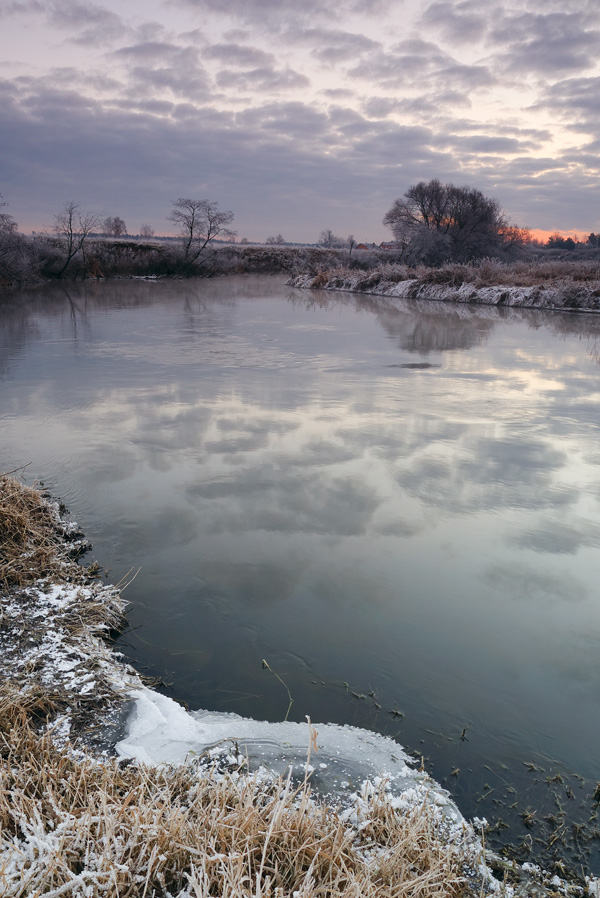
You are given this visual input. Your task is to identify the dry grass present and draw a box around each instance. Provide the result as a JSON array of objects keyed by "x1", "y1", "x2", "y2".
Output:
[
  {"x1": 0, "y1": 473, "x2": 128, "y2": 747},
  {"x1": 305, "y1": 259, "x2": 600, "y2": 291},
  {"x1": 414, "y1": 258, "x2": 600, "y2": 289},
  {"x1": 0, "y1": 470, "x2": 89, "y2": 590},
  {"x1": 0, "y1": 690, "x2": 476, "y2": 898}
]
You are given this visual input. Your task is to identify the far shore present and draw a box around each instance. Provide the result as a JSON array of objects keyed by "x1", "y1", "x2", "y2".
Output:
[{"x1": 286, "y1": 270, "x2": 600, "y2": 314}]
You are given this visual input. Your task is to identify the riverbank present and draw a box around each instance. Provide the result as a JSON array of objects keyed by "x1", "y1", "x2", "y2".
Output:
[
  {"x1": 0, "y1": 471, "x2": 597, "y2": 897},
  {"x1": 286, "y1": 265, "x2": 600, "y2": 313}
]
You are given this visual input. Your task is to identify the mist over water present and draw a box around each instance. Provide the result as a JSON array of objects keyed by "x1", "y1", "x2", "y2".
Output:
[{"x1": 2, "y1": 275, "x2": 600, "y2": 873}]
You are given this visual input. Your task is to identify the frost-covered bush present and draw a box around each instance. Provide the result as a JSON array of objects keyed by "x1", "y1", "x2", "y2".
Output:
[
  {"x1": 0, "y1": 231, "x2": 41, "y2": 285},
  {"x1": 0, "y1": 199, "x2": 42, "y2": 285}
]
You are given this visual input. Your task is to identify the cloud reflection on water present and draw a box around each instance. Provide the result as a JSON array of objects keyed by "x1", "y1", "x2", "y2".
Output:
[{"x1": 2, "y1": 276, "x2": 600, "y2": 788}]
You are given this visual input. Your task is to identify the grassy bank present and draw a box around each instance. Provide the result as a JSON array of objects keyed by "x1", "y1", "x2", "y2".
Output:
[
  {"x1": 1, "y1": 239, "x2": 348, "y2": 285},
  {"x1": 286, "y1": 259, "x2": 600, "y2": 313},
  {"x1": 0, "y1": 471, "x2": 596, "y2": 896}
]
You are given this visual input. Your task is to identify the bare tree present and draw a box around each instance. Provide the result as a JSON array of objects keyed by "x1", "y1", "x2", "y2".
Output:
[
  {"x1": 317, "y1": 229, "x2": 346, "y2": 249},
  {"x1": 53, "y1": 201, "x2": 100, "y2": 278},
  {"x1": 168, "y1": 198, "x2": 235, "y2": 267},
  {"x1": 103, "y1": 216, "x2": 127, "y2": 237},
  {"x1": 383, "y1": 179, "x2": 509, "y2": 262},
  {"x1": 140, "y1": 223, "x2": 155, "y2": 238},
  {"x1": 265, "y1": 234, "x2": 286, "y2": 245}
]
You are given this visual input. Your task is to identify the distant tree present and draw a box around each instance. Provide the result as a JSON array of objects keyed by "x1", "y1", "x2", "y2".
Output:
[
  {"x1": 499, "y1": 225, "x2": 532, "y2": 251},
  {"x1": 347, "y1": 234, "x2": 356, "y2": 256},
  {"x1": 0, "y1": 195, "x2": 31, "y2": 284},
  {"x1": 53, "y1": 201, "x2": 100, "y2": 278},
  {"x1": 240, "y1": 236, "x2": 249, "y2": 245},
  {"x1": 168, "y1": 198, "x2": 235, "y2": 267},
  {"x1": 546, "y1": 233, "x2": 576, "y2": 251},
  {"x1": 265, "y1": 234, "x2": 285, "y2": 245},
  {"x1": 317, "y1": 229, "x2": 346, "y2": 249},
  {"x1": 140, "y1": 223, "x2": 155, "y2": 238},
  {"x1": 586, "y1": 233, "x2": 599, "y2": 248},
  {"x1": 0, "y1": 195, "x2": 17, "y2": 237},
  {"x1": 102, "y1": 215, "x2": 127, "y2": 237},
  {"x1": 383, "y1": 179, "x2": 511, "y2": 262}
]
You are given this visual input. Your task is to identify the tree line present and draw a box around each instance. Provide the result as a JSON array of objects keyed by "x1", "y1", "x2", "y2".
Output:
[
  {"x1": 2, "y1": 180, "x2": 598, "y2": 285},
  {"x1": 0, "y1": 196, "x2": 235, "y2": 284}
]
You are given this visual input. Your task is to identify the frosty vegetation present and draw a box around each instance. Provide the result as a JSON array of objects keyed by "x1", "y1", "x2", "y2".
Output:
[{"x1": 286, "y1": 258, "x2": 600, "y2": 313}]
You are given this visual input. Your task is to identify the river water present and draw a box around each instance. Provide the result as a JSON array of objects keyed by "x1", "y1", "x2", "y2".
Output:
[{"x1": 1, "y1": 275, "x2": 599, "y2": 874}]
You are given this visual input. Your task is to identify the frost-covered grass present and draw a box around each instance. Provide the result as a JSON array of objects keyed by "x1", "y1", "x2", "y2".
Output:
[
  {"x1": 287, "y1": 259, "x2": 600, "y2": 312},
  {"x1": 295, "y1": 258, "x2": 600, "y2": 289},
  {"x1": 0, "y1": 471, "x2": 89, "y2": 589},
  {"x1": 414, "y1": 258, "x2": 600, "y2": 288},
  {"x1": 0, "y1": 470, "x2": 128, "y2": 746},
  {"x1": 0, "y1": 694, "x2": 479, "y2": 897}
]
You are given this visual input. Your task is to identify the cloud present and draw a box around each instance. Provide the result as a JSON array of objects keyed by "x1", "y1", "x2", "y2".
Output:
[
  {"x1": 171, "y1": 0, "x2": 393, "y2": 26},
  {"x1": 110, "y1": 41, "x2": 211, "y2": 101},
  {"x1": 216, "y1": 67, "x2": 309, "y2": 93},
  {"x1": 419, "y1": 1, "x2": 489, "y2": 44},
  {"x1": 347, "y1": 39, "x2": 495, "y2": 92},
  {"x1": 489, "y1": 11, "x2": 600, "y2": 76},
  {"x1": 203, "y1": 42, "x2": 275, "y2": 68},
  {"x1": 292, "y1": 27, "x2": 381, "y2": 64},
  {"x1": 0, "y1": 0, "x2": 127, "y2": 44},
  {"x1": 535, "y1": 75, "x2": 600, "y2": 126}
]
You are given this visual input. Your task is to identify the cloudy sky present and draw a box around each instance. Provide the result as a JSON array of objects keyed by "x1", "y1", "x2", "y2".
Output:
[{"x1": 1, "y1": 0, "x2": 599, "y2": 242}]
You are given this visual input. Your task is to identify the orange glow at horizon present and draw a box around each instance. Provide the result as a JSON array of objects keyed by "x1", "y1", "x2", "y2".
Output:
[{"x1": 529, "y1": 228, "x2": 589, "y2": 243}]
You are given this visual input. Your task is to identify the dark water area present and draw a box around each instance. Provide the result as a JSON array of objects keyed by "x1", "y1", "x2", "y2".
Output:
[{"x1": 1, "y1": 275, "x2": 600, "y2": 876}]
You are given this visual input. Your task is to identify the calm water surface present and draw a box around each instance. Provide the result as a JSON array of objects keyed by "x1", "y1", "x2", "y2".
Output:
[{"x1": 2, "y1": 275, "x2": 599, "y2": 872}]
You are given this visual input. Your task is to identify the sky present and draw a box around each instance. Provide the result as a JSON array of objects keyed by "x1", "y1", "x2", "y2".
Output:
[{"x1": 1, "y1": 0, "x2": 599, "y2": 243}]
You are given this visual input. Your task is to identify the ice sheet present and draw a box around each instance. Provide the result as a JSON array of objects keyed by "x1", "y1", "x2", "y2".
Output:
[{"x1": 116, "y1": 687, "x2": 462, "y2": 822}]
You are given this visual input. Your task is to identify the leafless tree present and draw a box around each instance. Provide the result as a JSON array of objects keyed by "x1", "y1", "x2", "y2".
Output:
[
  {"x1": 102, "y1": 215, "x2": 127, "y2": 237},
  {"x1": 168, "y1": 198, "x2": 235, "y2": 267},
  {"x1": 317, "y1": 229, "x2": 346, "y2": 249},
  {"x1": 383, "y1": 179, "x2": 509, "y2": 262},
  {"x1": 53, "y1": 201, "x2": 100, "y2": 278},
  {"x1": 140, "y1": 223, "x2": 155, "y2": 238},
  {"x1": 265, "y1": 234, "x2": 286, "y2": 245}
]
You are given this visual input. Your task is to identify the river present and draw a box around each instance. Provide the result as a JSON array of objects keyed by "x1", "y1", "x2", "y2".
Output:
[{"x1": 1, "y1": 274, "x2": 599, "y2": 875}]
